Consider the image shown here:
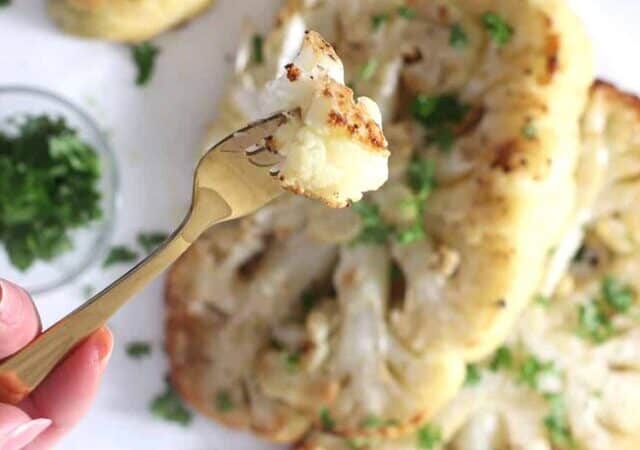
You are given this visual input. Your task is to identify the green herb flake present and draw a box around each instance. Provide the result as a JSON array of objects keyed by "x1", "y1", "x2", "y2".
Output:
[
  {"x1": 535, "y1": 294, "x2": 551, "y2": 307},
  {"x1": 395, "y1": 221, "x2": 425, "y2": 245},
  {"x1": 490, "y1": 346, "x2": 513, "y2": 371},
  {"x1": 150, "y1": 380, "x2": 192, "y2": 426},
  {"x1": 544, "y1": 394, "x2": 576, "y2": 447},
  {"x1": 252, "y1": 34, "x2": 264, "y2": 64},
  {"x1": 301, "y1": 288, "x2": 319, "y2": 315},
  {"x1": 352, "y1": 201, "x2": 392, "y2": 245},
  {"x1": 320, "y1": 407, "x2": 336, "y2": 430},
  {"x1": 411, "y1": 94, "x2": 469, "y2": 152},
  {"x1": 602, "y1": 275, "x2": 635, "y2": 313},
  {"x1": 482, "y1": 12, "x2": 514, "y2": 46},
  {"x1": 0, "y1": 0, "x2": 10, "y2": 7},
  {"x1": 522, "y1": 122, "x2": 537, "y2": 140},
  {"x1": 449, "y1": 24, "x2": 469, "y2": 48},
  {"x1": 397, "y1": 6, "x2": 417, "y2": 20},
  {"x1": 360, "y1": 59, "x2": 379, "y2": 81},
  {"x1": 416, "y1": 424, "x2": 442, "y2": 449},
  {"x1": 464, "y1": 364, "x2": 482, "y2": 386},
  {"x1": 372, "y1": 13, "x2": 390, "y2": 30},
  {"x1": 126, "y1": 341, "x2": 152, "y2": 359},
  {"x1": 132, "y1": 42, "x2": 160, "y2": 86},
  {"x1": 284, "y1": 352, "x2": 301, "y2": 372},
  {"x1": 577, "y1": 301, "x2": 614, "y2": 343},
  {"x1": 0, "y1": 116, "x2": 102, "y2": 271},
  {"x1": 407, "y1": 155, "x2": 437, "y2": 200},
  {"x1": 137, "y1": 231, "x2": 168, "y2": 253},
  {"x1": 431, "y1": 126, "x2": 455, "y2": 152},
  {"x1": 518, "y1": 356, "x2": 554, "y2": 389},
  {"x1": 361, "y1": 415, "x2": 384, "y2": 428},
  {"x1": 103, "y1": 245, "x2": 139, "y2": 267},
  {"x1": 215, "y1": 390, "x2": 234, "y2": 412}
]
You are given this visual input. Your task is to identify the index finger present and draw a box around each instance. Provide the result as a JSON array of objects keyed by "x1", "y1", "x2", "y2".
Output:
[{"x1": 0, "y1": 279, "x2": 41, "y2": 359}]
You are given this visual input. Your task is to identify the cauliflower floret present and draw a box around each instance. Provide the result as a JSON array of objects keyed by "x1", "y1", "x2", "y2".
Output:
[
  {"x1": 47, "y1": 0, "x2": 214, "y2": 42},
  {"x1": 264, "y1": 31, "x2": 390, "y2": 207}
]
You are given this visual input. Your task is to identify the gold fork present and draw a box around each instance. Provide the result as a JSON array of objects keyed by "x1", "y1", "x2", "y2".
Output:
[{"x1": 0, "y1": 111, "x2": 294, "y2": 405}]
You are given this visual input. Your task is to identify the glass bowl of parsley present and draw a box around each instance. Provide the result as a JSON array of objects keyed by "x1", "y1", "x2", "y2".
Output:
[{"x1": 0, "y1": 86, "x2": 119, "y2": 294}]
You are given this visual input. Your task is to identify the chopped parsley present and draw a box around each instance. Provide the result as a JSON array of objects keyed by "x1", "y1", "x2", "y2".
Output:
[
  {"x1": 252, "y1": 34, "x2": 264, "y2": 64},
  {"x1": 0, "y1": 115, "x2": 102, "y2": 271},
  {"x1": 577, "y1": 276, "x2": 634, "y2": 343},
  {"x1": 577, "y1": 301, "x2": 614, "y2": 343},
  {"x1": 301, "y1": 288, "x2": 319, "y2": 315},
  {"x1": 408, "y1": 155, "x2": 437, "y2": 199},
  {"x1": 372, "y1": 13, "x2": 390, "y2": 30},
  {"x1": 284, "y1": 352, "x2": 301, "y2": 372},
  {"x1": 449, "y1": 24, "x2": 469, "y2": 48},
  {"x1": 395, "y1": 221, "x2": 425, "y2": 245},
  {"x1": 535, "y1": 293, "x2": 551, "y2": 307},
  {"x1": 126, "y1": 341, "x2": 151, "y2": 359},
  {"x1": 411, "y1": 94, "x2": 469, "y2": 152},
  {"x1": 352, "y1": 201, "x2": 392, "y2": 245},
  {"x1": 397, "y1": 6, "x2": 417, "y2": 20},
  {"x1": 132, "y1": 42, "x2": 159, "y2": 86},
  {"x1": 518, "y1": 356, "x2": 554, "y2": 389},
  {"x1": 602, "y1": 275, "x2": 635, "y2": 313},
  {"x1": 215, "y1": 390, "x2": 234, "y2": 412},
  {"x1": 0, "y1": 0, "x2": 10, "y2": 7},
  {"x1": 482, "y1": 12, "x2": 513, "y2": 46},
  {"x1": 431, "y1": 126, "x2": 455, "y2": 153},
  {"x1": 464, "y1": 364, "x2": 482, "y2": 386},
  {"x1": 544, "y1": 394, "x2": 576, "y2": 447},
  {"x1": 103, "y1": 245, "x2": 139, "y2": 267},
  {"x1": 416, "y1": 424, "x2": 442, "y2": 449},
  {"x1": 361, "y1": 415, "x2": 381, "y2": 428},
  {"x1": 137, "y1": 231, "x2": 168, "y2": 253},
  {"x1": 360, "y1": 58, "x2": 379, "y2": 81},
  {"x1": 490, "y1": 346, "x2": 513, "y2": 371},
  {"x1": 320, "y1": 407, "x2": 336, "y2": 430},
  {"x1": 522, "y1": 122, "x2": 537, "y2": 140},
  {"x1": 150, "y1": 380, "x2": 192, "y2": 426},
  {"x1": 396, "y1": 155, "x2": 437, "y2": 245}
]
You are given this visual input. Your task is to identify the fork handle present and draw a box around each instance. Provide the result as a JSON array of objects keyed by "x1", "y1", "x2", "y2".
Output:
[{"x1": 0, "y1": 223, "x2": 195, "y2": 404}]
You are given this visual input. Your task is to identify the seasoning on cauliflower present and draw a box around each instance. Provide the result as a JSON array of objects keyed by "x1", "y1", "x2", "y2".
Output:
[
  {"x1": 264, "y1": 30, "x2": 390, "y2": 208},
  {"x1": 47, "y1": 0, "x2": 214, "y2": 43}
]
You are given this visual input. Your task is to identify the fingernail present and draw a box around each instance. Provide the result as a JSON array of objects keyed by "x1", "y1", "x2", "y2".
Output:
[
  {"x1": 0, "y1": 418, "x2": 52, "y2": 450},
  {"x1": 93, "y1": 328, "x2": 114, "y2": 368},
  {"x1": 0, "y1": 279, "x2": 22, "y2": 326}
]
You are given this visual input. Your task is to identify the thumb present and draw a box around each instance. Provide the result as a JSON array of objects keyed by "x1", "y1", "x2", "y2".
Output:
[{"x1": 0, "y1": 404, "x2": 51, "y2": 450}]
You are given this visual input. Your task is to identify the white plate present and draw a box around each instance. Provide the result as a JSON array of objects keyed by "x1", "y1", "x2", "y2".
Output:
[{"x1": 0, "y1": 1, "x2": 639, "y2": 449}]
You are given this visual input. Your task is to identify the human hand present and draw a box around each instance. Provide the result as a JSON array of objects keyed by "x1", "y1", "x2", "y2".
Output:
[{"x1": 0, "y1": 279, "x2": 113, "y2": 450}]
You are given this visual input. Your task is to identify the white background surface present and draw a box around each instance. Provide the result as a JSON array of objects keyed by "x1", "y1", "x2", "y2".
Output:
[{"x1": 0, "y1": 1, "x2": 639, "y2": 449}]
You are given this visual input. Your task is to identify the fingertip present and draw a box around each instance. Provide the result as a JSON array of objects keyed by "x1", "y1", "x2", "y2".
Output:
[
  {"x1": 90, "y1": 327, "x2": 114, "y2": 369},
  {"x1": 23, "y1": 327, "x2": 113, "y2": 434},
  {"x1": 0, "y1": 279, "x2": 40, "y2": 359}
]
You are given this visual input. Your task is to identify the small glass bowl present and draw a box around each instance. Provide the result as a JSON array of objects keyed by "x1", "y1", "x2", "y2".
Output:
[{"x1": 0, "y1": 86, "x2": 119, "y2": 295}]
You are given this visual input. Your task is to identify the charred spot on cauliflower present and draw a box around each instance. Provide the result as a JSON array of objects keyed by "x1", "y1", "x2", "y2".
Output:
[{"x1": 264, "y1": 31, "x2": 390, "y2": 208}]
